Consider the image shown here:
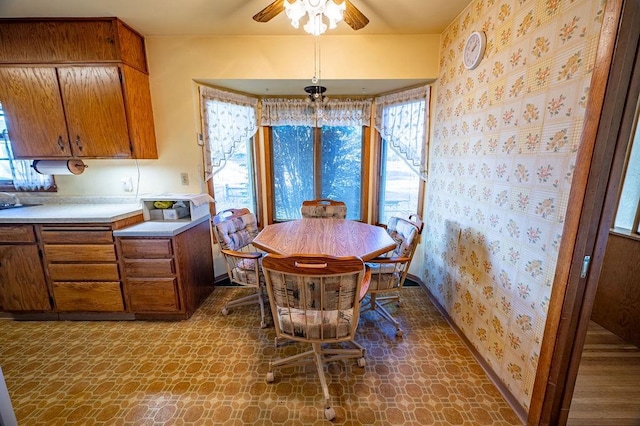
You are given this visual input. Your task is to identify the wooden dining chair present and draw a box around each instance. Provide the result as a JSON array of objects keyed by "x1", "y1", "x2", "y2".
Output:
[
  {"x1": 300, "y1": 198, "x2": 347, "y2": 219},
  {"x1": 261, "y1": 254, "x2": 370, "y2": 421},
  {"x1": 211, "y1": 208, "x2": 267, "y2": 328},
  {"x1": 362, "y1": 214, "x2": 423, "y2": 337}
]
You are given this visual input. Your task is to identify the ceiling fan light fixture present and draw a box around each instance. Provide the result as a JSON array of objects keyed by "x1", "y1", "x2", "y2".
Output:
[{"x1": 284, "y1": 0, "x2": 346, "y2": 36}]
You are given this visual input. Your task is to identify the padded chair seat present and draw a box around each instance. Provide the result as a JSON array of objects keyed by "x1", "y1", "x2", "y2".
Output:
[
  {"x1": 301, "y1": 205, "x2": 347, "y2": 219},
  {"x1": 276, "y1": 307, "x2": 354, "y2": 339},
  {"x1": 365, "y1": 269, "x2": 400, "y2": 291},
  {"x1": 231, "y1": 267, "x2": 262, "y2": 286}
]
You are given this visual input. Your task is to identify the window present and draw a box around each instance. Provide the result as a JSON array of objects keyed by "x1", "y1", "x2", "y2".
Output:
[
  {"x1": 379, "y1": 138, "x2": 422, "y2": 225},
  {"x1": 271, "y1": 125, "x2": 364, "y2": 221},
  {"x1": 375, "y1": 86, "x2": 430, "y2": 225},
  {"x1": 211, "y1": 138, "x2": 257, "y2": 214},
  {"x1": 262, "y1": 98, "x2": 372, "y2": 222},
  {"x1": 0, "y1": 103, "x2": 54, "y2": 192},
  {"x1": 200, "y1": 86, "x2": 259, "y2": 216},
  {"x1": 613, "y1": 106, "x2": 640, "y2": 235}
]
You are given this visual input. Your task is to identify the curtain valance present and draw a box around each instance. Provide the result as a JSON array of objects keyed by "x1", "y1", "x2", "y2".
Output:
[
  {"x1": 375, "y1": 85, "x2": 430, "y2": 180},
  {"x1": 200, "y1": 86, "x2": 258, "y2": 181},
  {"x1": 260, "y1": 98, "x2": 372, "y2": 127}
]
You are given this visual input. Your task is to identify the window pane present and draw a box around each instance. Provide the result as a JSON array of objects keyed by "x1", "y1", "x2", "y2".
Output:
[
  {"x1": 379, "y1": 139, "x2": 421, "y2": 225},
  {"x1": 614, "y1": 117, "x2": 640, "y2": 231},
  {"x1": 0, "y1": 109, "x2": 13, "y2": 182},
  {"x1": 272, "y1": 126, "x2": 314, "y2": 220},
  {"x1": 212, "y1": 138, "x2": 256, "y2": 214},
  {"x1": 321, "y1": 126, "x2": 362, "y2": 220}
]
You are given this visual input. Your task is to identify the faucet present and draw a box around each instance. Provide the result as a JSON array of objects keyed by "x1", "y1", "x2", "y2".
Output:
[{"x1": 0, "y1": 192, "x2": 19, "y2": 207}]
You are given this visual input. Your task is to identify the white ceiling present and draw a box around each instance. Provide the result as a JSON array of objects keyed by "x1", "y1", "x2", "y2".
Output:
[{"x1": 0, "y1": 0, "x2": 472, "y2": 95}]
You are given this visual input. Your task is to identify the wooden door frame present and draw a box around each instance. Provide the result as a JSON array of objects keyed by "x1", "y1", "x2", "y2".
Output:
[{"x1": 528, "y1": 0, "x2": 640, "y2": 424}]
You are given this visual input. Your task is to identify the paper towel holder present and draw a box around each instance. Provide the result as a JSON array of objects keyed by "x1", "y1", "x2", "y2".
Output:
[{"x1": 32, "y1": 159, "x2": 88, "y2": 176}]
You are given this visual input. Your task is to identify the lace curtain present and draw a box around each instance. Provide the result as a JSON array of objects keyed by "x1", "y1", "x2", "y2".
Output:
[
  {"x1": 12, "y1": 160, "x2": 54, "y2": 191},
  {"x1": 261, "y1": 98, "x2": 372, "y2": 127},
  {"x1": 200, "y1": 86, "x2": 258, "y2": 181},
  {"x1": 374, "y1": 85, "x2": 430, "y2": 180},
  {"x1": 1, "y1": 129, "x2": 54, "y2": 191}
]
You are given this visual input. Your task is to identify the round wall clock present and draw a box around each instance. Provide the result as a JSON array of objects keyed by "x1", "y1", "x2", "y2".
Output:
[{"x1": 463, "y1": 31, "x2": 487, "y2": 70}]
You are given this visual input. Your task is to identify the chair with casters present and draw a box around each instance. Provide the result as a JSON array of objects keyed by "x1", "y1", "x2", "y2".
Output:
[
  {"x1": 211, "y1": 208, "x2": 267, "y2": 328},
  {"x1": 261, "y1": 254, "x2": 370, "y2": 421},
  {"x1": 362, "y1": 214, "x2": 423, "y2": 337},
  {"x1": 300, "y1": 198, "x2": 347, "y2": 219}
]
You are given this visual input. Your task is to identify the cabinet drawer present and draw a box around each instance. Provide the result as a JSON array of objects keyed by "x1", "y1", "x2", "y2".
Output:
[
  {"x1": 0, "y1": 225, "x2": 36, "y2": 243},
  {"x1": 123, "y1": 259, "x2": 174, "y2": 277},
  {"x1": 127, "y1": 278, "x2": 179, "y2": 312},
  {"x1": 45, "y1": 244, "x2": 116, "y2": 262},
  {"x1": 41, "y1": 229, "x2": 113, "y2": 244},
  {"x1": 48, "y1": 263, "x2": 119, "y2": 281},
  {"x1": 52, "y1": 281, "x2": 124, "y2": 312},
  {"x1": 120, "y1": 238, "x2": 172, "y2": 258}
]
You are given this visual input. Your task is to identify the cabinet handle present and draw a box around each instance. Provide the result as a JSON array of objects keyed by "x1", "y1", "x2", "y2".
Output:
[
  {"x1": 57, "y1": 136, "x2": 65, "y2": 152},
  {"x1": 75, "y1": 136, "x2": 83, "y2": 152}
]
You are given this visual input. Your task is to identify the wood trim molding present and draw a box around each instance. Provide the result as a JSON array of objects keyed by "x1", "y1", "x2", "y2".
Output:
[{"x1": 528, "y1": 0, "x2": 628, "y2": 424}]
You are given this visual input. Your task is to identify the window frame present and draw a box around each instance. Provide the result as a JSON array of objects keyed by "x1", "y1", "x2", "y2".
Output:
[
  {"x1": 0, "y1": 107, "x2": 56, "y2": 193},
  {"x1": 264, "y1": 125, "x2": 371, "y2": 224},
  {"x1": 372, "y1": 131, "x2": 425, "y2": 226},
  {"x1": 198, "y1": 85, "x2": 262, "y2": 226},
  {"x1": 205, "y1": 134, "x2": 262, "y2": 223},
  {"x1": 611, "y1": 99, "x2": 640, "y2": 239}
]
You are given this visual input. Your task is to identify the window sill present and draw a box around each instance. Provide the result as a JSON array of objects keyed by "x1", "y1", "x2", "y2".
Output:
[
  {"x1": 609, "y1": 227, "x2": 640, "y2": 242},
  {"x1": 0, "y1": 184, "x2": 57, "y2": 192}
]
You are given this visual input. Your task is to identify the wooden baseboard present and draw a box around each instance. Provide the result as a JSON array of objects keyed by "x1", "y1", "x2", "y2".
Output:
[{"x1": 413, "y1": 277, "x2": 528, "y2": 425}]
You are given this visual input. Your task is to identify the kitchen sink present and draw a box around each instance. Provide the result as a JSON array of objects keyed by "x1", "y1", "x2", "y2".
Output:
[{"x1": 0, "y1": 203, "x2": 42, "y2": 210}]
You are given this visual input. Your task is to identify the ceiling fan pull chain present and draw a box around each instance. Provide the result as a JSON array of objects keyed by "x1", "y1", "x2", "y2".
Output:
[{"x1": 312, "y1": 36, "x2": 321, "y2": 84}]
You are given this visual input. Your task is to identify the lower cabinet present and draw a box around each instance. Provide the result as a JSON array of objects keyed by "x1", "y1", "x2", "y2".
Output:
[
  {"x1": 0, "y1": 218, "x2": 213, "y2": 320},
  {"x1": 40, "y1": 224, "x2": 125, "y2": 312},
  {"x1": 0, "y1": 225, "x2": 51, "y2": 311},
  {"x1": 117, "y1": 219, "x2": 214, "y2": 319}
]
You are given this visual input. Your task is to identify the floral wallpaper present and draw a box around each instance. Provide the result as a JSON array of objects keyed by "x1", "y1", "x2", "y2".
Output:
[{"x1": 424, "y1": 0, "x2": 606, "y2": 411}]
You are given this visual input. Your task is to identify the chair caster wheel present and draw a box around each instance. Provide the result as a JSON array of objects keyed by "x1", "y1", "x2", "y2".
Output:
[
  {"x1": 357, "y1": 357, "x2": 366, "y2": 368},
  {"x1": 260, "y1": 321, "x2": 267, "y2": 329},
  {"x1": 396, "y1": 329, "x2": 403, "y2": 338},
  {"x1": 266, "y1": 372, "x2": 274, "y2": 383},
  {"x1": 324, "y1": 407, "x2": 336, "y2": 421},
  {"x1": 221, "y1": 307, "x2": 229, "y2": 316}
]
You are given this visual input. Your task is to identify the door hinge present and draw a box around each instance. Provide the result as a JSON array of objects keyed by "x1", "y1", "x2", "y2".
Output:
[
  {"x1": 580, "y1": 255, "x2": 591, "y2": 278},
  {"x1": 118, "y1": 68, "x2": 123, "y2": 83}
]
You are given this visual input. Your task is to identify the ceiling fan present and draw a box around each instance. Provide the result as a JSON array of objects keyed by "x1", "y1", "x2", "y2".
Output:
[{"x1": 253, "y1": 0, "x2": 369, "y2": 31}]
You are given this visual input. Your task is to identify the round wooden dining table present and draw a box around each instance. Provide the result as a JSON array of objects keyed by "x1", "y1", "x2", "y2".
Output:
[{"x1": 252, "y1": 218, "x2": 397, "y2": 261}]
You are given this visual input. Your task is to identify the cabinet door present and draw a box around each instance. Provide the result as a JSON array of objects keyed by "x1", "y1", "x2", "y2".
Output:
[
  {"x1": 58, "y1": 66, "x2": 131, "y2": 158},
  {"x1": 0, "y1": 67, "x2": 71, "y2": 157},
  {"x1": 0, "y1": 245, "x2": 51, "y2": 311}
]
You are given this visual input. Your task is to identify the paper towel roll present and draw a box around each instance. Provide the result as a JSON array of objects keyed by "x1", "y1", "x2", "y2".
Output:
[{"x1": 32, "y1": 159, "x2": 87, "y2": 175}]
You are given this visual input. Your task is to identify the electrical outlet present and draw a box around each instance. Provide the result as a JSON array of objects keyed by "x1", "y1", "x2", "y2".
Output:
[
  {"x1": 121, "y1": 176, "x2": 133, "y2": 192},
  {"x1": 180, "y1": 173, "x2": 189, "y2": 186}
]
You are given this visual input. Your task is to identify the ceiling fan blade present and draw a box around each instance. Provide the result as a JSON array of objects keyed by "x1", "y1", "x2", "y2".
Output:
[
  {"x1": 253, "y1": 0, "x2": 286, "y2": 23},
  {"x1": 343, "y1": 0, "x2": 369, "y2": 30}
]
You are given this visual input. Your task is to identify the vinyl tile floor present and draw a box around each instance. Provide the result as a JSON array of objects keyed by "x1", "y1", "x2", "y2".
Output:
[{"x1": 0, "y1": 287, "x2": 521, "y2": 425}]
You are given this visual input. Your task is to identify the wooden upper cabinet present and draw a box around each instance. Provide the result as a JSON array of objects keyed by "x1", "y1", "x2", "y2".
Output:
[
  {"x1": 59, "y1": 66, "x2": 131, "y2": 158},
  {"x1": 0, "y1": 17, "x2": 157, "y2": 160},
  {"x1": 0, "y1": 67, "x2": 71, "y2": 157},
  {"x1": 0, "y1": 18, "x2": 147, "y2": 73}
]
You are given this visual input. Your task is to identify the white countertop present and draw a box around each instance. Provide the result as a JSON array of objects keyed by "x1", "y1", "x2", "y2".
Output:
[
  {"x1": 0, "y1": 204, "x2": 142, "y2": 223},
  {"x1": 113, "y1": 215, "x2": 210, "y2": 237}
]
